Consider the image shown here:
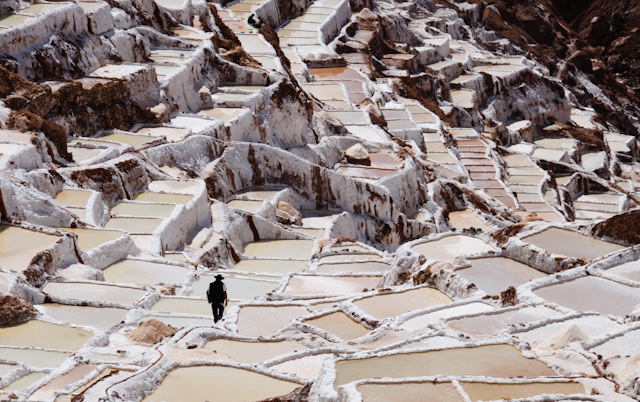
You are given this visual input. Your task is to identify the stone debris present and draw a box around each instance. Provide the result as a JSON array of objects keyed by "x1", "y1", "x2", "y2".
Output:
[{"x1": 0, "y1": 0, "x2": 638, "y2": 401}]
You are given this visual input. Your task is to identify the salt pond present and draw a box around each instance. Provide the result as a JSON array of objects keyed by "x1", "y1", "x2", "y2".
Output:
[
  {"x1": 410, "y1": 235, "x2": 497, "y2": 262},
  {"x1": 202, "y1": 339, "x2": 307, "y2": 363},
  {"x1": 534, "y1": 276, "x2": 640, "y2": 316},
  {"x1": 455, "y1": 257, "x2": 545, "y2": 295},
  {"x1": 242, "y1": 239, "x2": 315, "y2": 259},
  {"x1": 354, "y1": 287, "x2": 451, "y2": 319},
  {"x1": 36, "y1": 303, "x2": 128, "y2": 331},
  {"x1": 522, "y1": 227, "x2": 625, "y2": 259},
  {"x1": 0, "y1": 226, "x2": 61, "y2": 272},
  {"x1": 0, "y1": 320, "x2": 92, "y2": 350},
  {"x1": 304, "y1": 311, "x2": 370, "y2": 340},
  {"x1": 143, "y1": 365, "x2": 301, "y2": 402},
  {"x1": 103, "y1": 259, "x2": 190, "y2": 285},
  {"x1": 334, "y1": 344, "x2": 556, "y2": 388},
  {"x1": 357, "y1": 381, "x2": 464, "y2": 402},
  {"x1": 233, "y1": 259, "x2": 309, "y2": 274}
]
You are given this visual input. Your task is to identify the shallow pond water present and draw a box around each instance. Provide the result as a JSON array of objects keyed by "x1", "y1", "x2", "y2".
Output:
[
  {"x1": 399, "y1": 302, "x2": 494, "y2": 331},
  {"x1": 534, "y1": 276, "x2": 640, "y2": 316},
  {"x1": 304, "y1": 311, "x2": 370, "y2": 341},
  {"x1": 104, "y1": 217, "x2": 164, "y2": 234},
  {"x1": 522, "y1": 227, "x2": 624, "y2": 259},
  {"x1": 242, "y1": 240, "x2": 315, "y2": 259},
  {"x1": 284, "y1": 275, "x2": 380, "y2": 295},
  {"x1": 460, "y1": 381, "x2": 584, "y2": 401},
  {"x1": 2, "y1": 371, "x2": 48, "y2": 392},
  {"x1": 226, "y1": 199, "x2": 264, "y2": 213},
  {"x1": 606, "y1": 259, "x2": 640, "y2": 282},
  {"x1": 0, "y1": 226, "x2": 61, "y2": 272},
  {"x1": 455, "y1": 257, "x2": 545, "y2": 295},
  {"x1": 316, "y1": 261, "x2": 389, "y2": 274},
  {"x1": 62, "y1": 228, "x2": 122, "y2": 252},
  {"x1": 36, "y1": 303, "x2": 128, "y2": 331},
  {"x1": 448, "y1": 209, "x2": 493, "y2": 232},
  {"x1": 54, "y1": 189, "x2": 92, "y2": 208},
  {"x1": 357, "y1": 381, "x2": 464, "y2": 402},
  {"x1": 410, "y1": 235, "x2": 497, "y2": 262},
  {"x1": 233, "y1": 259, "x2": 309, "y2": 274},
  {"x1": 43, "y1": 282, "x2": 147, "y2": 306},
  {"x1": 151, "y1": 297, "x2": 211, "y2": 316},
  {"x1": 103, "y1": 259, "x2": 190, "y2": 285},
  {"x1": 334, "y1": 344, "x2": 555, "y2": 388},
  {"x1": 98, "y1": 132, "x2": 158, "y2": 147},
  {"x1": 447, "y1": 306, "x2": 562, "y2": 338},
  {"x1": 270, "y1": 353, "x2": 331, "y2": 381},
  {"x1": 0, "y1": 320, "x2": 92, "y2": 350},
  {"x1": 133, "y1": 191, "x2": 193, "y2": 205},
  {"x1": 203, "y1": 339, "x2": 307, "y2": 363},
  {"x1": 0, "y1": 347, "x2": 70, "y2": 369},
  {"x1": 354, "y1": 287, "x2": 451, "y2": 319},
  {"x1": 110, "y1": 202, "x2": 176, "y2": 218},
  {"x1": 142, "y1": 365, "x2": 301, "y2": 402},
  {"x1": 236, "y1": 305, "x2": 308, "y2": 337}
]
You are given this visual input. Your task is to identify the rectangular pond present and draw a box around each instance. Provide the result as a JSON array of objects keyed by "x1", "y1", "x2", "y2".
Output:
[
  {"x1": 43, "y1": 282, "x2": 147, "y2": 306},
  {"x1": 236, "y1": 305, "x2": 309, "y2": 338},
  {"x1": 334, "y1": 344, "x2": 556, "y2": 388},
  {"x1": 354, "y1": 287, "x2": 452, "y2": 319},
  {"x1": 410, "y1": 235, "x2": 497, "y2": 262},
  {"x1": 0, "y1": 320, "x2": 93, "y2": 350},
  {"x1": 357, "y1": 382, "x2": 464, "y2": 402},
  {"x1": 0, "y1": 226, "x2": 61, "y2": 272},
  {"x1": 455, "y1": 257, "x2": 545, "y2": 295},
  {"x1": 36, "y1": 303, "x2": 128, "y2": 331},
  {"x1": 304, "y1": 311, "x2": 369, "y2": 341},
  {"x1": 242, "y1": 239, "x2": 315, "y2": 260},
  {"x1": 233, "y1": 259, "x2": 309, "y2": 274},
  {"x1": 103, "y1": 259, "x2": 190, "y2": 286},
  {"x1": 521, "y1": 227, "x2": 625, "y2": 259},
  {"x1": 534, "y1": 276, "x2": 640, "y2": 316},
  {"x1": 283, "y1": 275, "x2": 381, "y2": 296},
  {"x1": 142, "y1": 365, "x2": 301, "y2": 402}
]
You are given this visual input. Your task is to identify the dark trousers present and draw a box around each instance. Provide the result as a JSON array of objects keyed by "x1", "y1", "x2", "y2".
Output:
[{"x1": 211, "y1": 302, "x2": 225, "y2": 323}]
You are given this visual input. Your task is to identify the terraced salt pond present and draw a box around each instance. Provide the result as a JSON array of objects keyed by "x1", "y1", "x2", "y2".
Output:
[
  {"x1": 455, "y1": 257, "x2": 545, "y2": 294},
  {"x1": 0, "y1": 320, "x2": 93, "y2": 350},
  {"x1": 201, "y1": 339, "x2": 308, "y2": 363},
  {"x1": 334, "y1": 344, "x2": 556, "y2": 388},
  {"x1": 104, "y1": 217, "x2": 164, "y2": 233},
  {"x1": 242, "y1": 239, "x2": 315, "y2": 259},
  {"x1": 460, "y1": 381, "x2": 584, "y2": 401},
  {"x1": 534, "y1": 276, "x2": 640, "y2": 316},
  {"x1": 304, "y1": 311, "x2": 370, "y2": 341},
  {"x1": 110, "y1": 201, "x2": 177, "y2": 218},
  {"x1": 43, "y1": 282, "x2": 147, "y2": 306},
  {"x1": 36, "y1": 304, "x2": 128, "y2": 330},
  {"x1": 522, "y1": 227, "x2": 625, "y2": 259},
  {"x1": 316, "y1": 261, "x2": 389, "y2": 273},
  {"x1": 0, "y1": 226, "x2": 62, "y2": 272},
  {"x1": 0, "y1": 347, "x2": 70, "y2": 369},
  {"x1": 142, "y1": 366, "x2": 301, "y2": 402},
  {"x1": 284, "y1": 275, "x2": 380, "y2": 295},
  {"x1": 103, "y1": 259, "x2": 190, "y2": 285},
  {"x1": 410, "y1": 234, "x2": 497, "y2": 262},
  {"x1": 354, "y1": 287, "x2": 452, "y2": 319},
  {"x1": 236, "y1": 305, "x2": 309, "y2": 337}
]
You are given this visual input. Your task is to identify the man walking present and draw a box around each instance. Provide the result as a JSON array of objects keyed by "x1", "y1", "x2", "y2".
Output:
[{"x1": 207, "y1": 274, "x2": 228, "y2": 323}]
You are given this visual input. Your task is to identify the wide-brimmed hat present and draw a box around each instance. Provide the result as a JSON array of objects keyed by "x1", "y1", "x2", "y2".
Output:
[{"x1": 215, "y1": 274, "x2": 224, "y2": 280}]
